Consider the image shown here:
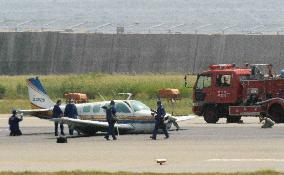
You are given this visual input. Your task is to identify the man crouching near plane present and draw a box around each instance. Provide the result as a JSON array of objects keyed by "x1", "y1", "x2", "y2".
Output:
[
  {"x1": 53, "y1": 100, "x2": 64, "y2": 136},
  {"x1": 8, "y1": 109, "x2": 23, "y2": 136},
  {"x1": 102, "y1": 100, "x2": 117, "y2": 141},
  {"x1": 150, "y1": 100, "x2": 169, "y2": 140}
]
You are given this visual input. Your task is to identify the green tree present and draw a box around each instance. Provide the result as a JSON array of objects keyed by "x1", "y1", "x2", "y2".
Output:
[{"x1": 0, "y1": 84, "x2": 6, "y2": 99}]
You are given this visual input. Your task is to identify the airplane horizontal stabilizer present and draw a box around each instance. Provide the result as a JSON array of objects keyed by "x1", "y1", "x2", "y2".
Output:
[
  {"x1": 18, "y1": 109, "x2": 53, "y2": 120},
  {"x1": 19, "y1": 109, "x2": 51, "y2": 113}
]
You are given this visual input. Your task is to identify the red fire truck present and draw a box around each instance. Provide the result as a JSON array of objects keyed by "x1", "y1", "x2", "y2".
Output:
[{"x1": 185, "y1": 64, "x2": 284, "y2": 123}]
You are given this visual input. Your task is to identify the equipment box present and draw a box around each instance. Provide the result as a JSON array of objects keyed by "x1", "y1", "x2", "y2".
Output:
[
  {"x1": 158, "y1": 89, "x2": 181, "y2": 99},
  {"x1": 64, "y1": 93, "x2": 88, "y2": 103}
]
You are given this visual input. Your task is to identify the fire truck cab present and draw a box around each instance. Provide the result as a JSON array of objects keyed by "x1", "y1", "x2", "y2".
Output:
[{"x1": 188, "y1": 64, "x2": 284, "y2": 123}]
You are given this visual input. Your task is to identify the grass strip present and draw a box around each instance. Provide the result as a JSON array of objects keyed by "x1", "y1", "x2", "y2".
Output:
[
  {"x1": 0, "y1": 170, "x2": 282, "y2": 175},
  {"x1": 0, "y1": 74, "x2": 195, "y2": 114}
]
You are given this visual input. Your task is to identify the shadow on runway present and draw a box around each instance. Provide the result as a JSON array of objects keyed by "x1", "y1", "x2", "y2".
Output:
[
  {"x1": 168, "y1": 128, "x2": 188, "y2": 131},
  {"x1": 45, "y1": 133, "x2": 106, "y2": 140},
  {"x1": 22, "y1": 132, "x2": 53, "y2": 136}
]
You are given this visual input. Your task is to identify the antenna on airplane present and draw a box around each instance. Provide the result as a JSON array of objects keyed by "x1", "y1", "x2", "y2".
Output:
[
  {"x1": 118, "y1": 93, "x2": 133, "y2": 100},
  {"x1": 97, "y1": 92, "x2": 106, "y2": 101}
]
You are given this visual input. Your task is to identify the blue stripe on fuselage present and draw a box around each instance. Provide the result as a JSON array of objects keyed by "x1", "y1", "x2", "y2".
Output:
[
  {"x1": 28, "y1": 78, "x2": 47, "y2": 94},
  {"x1": 117, "y1": 120, "x2": 155, "y2": 124}
]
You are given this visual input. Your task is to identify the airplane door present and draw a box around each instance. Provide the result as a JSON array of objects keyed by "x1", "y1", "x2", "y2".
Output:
[
  {"x1": 115, "y1": 102, "x2": 133, "y2": 119},
  {"x1": 194, "y1": 74, "x2": 212, "y2": 102}
]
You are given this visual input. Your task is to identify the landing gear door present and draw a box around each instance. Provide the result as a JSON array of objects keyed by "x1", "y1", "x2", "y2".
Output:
[{"x1": 194, "y1": 74, "x2": 212, "y2": 102}]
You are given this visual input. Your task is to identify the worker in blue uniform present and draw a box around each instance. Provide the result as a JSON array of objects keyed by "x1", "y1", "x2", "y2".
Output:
[
  {"x1": 103, "y1": 100, "x2": 117, "y2": 140},
  {"x1": 8, "y1": 109, "x2": 23, "y2": 136},
  {"x1": 64, "y1": 99, "x2": 79, "y2": 135},
  {"x1": 150, "y1": 100, "x2": 169, "y2": 140},
  {"x1": 53, "y1": 100, "x2": 64, "y2": 136}
]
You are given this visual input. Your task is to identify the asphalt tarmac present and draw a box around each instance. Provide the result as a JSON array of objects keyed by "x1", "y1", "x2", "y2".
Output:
[{"x1": 0, "y1": 114, "x2": 284, "y2": 173}]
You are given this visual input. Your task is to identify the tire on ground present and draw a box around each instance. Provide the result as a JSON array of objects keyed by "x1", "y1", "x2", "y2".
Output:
[
  {"x1": 203, "y1": 106, "x2": 219, "y2": 123},
  {"x1": 268, "y1": 104, "x2": 284, "y2": 123}
]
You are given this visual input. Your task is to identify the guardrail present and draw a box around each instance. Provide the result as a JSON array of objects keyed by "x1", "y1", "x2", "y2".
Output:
[{"x1": 1, "y1": 20, "x2": 284, "y2": 35}]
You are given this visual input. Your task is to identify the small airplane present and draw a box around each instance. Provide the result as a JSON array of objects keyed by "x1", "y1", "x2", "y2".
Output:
[{"x1": 20, "y1": 77, "x2": 195, "y2": 135}]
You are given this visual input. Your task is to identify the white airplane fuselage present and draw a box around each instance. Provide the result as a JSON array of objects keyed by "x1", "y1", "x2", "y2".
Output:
[
  {"x1": 57, "y1": 101, "x2": 171, "y2": 134},
  {"x1": 23, "y1": 77, "x2": 190, "y2": 135}
]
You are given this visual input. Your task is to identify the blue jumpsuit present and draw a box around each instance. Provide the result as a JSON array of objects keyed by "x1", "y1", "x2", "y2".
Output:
[
  {"x1": 8, "y1": 115, "x2": 23, "y2": 136},
  {"x1": 52, "y1": 104, "x2": 64, "y2": 136},
  {"x1": 104, "y1": 105, "x2": 117, "y2": 140},
  {"x1": 64, "y1": 103, "x2": 78, "y2": 135},
  {"x1": 151, "y1": 105, "x2": 169, "y2": 139}
]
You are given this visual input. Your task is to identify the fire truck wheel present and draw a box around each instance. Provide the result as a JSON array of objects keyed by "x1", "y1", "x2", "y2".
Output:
[
  {"x1": 226, "y1": 116, "x2": 241, "y2": 123},
  {"x1": 268, "y1": 104, "x2": 284, "y2": 123},
  {"x1": 203, "y1": 107, "x2": 219, "y2": 123}
]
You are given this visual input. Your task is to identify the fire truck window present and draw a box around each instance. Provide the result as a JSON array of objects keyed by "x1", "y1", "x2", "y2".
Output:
[
  {"x1": 217, "y1": 75, "x2": 231, "y2": 87},
  {"x1": 240, "y1": 75, "x2": 249, "y2": 81},
  {"x1": 196, "y1": 75, "x2": 211, "y2": 89}
]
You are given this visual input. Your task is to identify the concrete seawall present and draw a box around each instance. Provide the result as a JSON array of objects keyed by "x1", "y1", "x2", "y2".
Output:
[{"x1": 0, "y1": 32, "x2": 283, "y2": 75}]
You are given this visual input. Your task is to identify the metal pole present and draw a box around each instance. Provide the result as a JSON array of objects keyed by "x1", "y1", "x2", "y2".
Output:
[
  {"x1": 247, "y1": 25, "x2": 264, "y2": 34},
  {"x1": 167, "y1": 23, "x2": 185, "y2": 33},
  {"x1": 15, "y1": 20, "x2": 33, "y2": 32},
  {"x1": 41, "y1": 19, "x2": 59, "y2": 31},
  {"x1": 148, "y1": 23, "x2": 164, "y2": 33},
  {"x1": 194, "y1": 24, "x2": 212, "y2": 34},
  {"x1": 124, "y1": 22, "x2": 139, "y2": 33},
  {"x1": 93, "y1": 23, "x2": 112, "y2": 32},
  {"x1": 222, "y1": 25, "x2": 237, "y2": 34}
]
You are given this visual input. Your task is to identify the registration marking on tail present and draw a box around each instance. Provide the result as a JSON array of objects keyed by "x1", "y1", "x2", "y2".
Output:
[{"x1": 207, "y1": 159, "x2": 284, "y2": 162}]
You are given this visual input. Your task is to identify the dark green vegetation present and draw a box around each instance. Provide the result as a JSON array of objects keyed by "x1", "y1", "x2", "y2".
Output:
[
  {"x1": 0, "y1": 170, "x2": 282, "y2": 175},
  {"x1": 0, "y1": 84, "x2": 6, "y2": 99},
  {"x1": 0, "y1": 74, "x2": 196, "y2": 114}
]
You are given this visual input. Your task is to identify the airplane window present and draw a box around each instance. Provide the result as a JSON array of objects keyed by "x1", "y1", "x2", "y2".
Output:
[
  {"x1": 93, "y1": 104, "x2": 101, "y2": 113},
  {"x1": 115, "y1": 103, "x2": 131, "y2": 113},
  {"x1": 129, "y1": 101, "x2": 150, "y2": 112},
  {"x1": 83, "y1": 106, "x2": 91, "y2": 113}
]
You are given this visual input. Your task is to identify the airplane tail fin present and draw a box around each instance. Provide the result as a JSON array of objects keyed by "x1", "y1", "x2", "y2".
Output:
[{"x1": 26, "y1": 77, "x2": 55, "y2": 109}]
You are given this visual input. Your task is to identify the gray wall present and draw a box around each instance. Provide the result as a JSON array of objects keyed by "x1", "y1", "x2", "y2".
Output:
[{"x1": 0, "y1": 32, "x2": 283, "y2": 75}]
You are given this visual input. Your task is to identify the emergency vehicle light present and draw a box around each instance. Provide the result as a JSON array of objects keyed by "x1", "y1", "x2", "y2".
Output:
[{"x1": 209, "y1": 64, "x2": 235, "y2": 70}]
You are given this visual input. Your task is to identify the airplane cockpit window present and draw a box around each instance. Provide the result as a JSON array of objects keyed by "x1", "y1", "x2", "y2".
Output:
[
  {"x1": 129, "y1": 101, "x2": 150, "y2": 112},
  {"x1": 115, "y1": 102, "x2": 131, "y2": 113},
  {"x1": 93, "y1": 104, "x2": 101, "y2": 113}
]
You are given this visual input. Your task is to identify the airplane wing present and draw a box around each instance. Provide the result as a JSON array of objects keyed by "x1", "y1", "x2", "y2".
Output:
[
  {"x1": 172, "y1": 115, "x2": 196, "y2": 122},
  {"x1": 60, "y1": 117, "x2": 135, "y2": 132}
]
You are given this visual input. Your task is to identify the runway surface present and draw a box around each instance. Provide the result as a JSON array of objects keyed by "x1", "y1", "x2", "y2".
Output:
[{"x1": 0, "y1": 114, "x2": 284, "y2": 173}]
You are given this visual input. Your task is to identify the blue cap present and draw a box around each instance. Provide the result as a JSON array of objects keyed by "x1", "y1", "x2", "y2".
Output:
[{"x1": 12, "y1": 109, "x2": 17, "y2": 114}]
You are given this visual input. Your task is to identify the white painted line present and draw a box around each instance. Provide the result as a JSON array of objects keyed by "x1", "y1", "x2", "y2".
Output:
[
  {"x1": 0, "y1": 129, "x2": 8, "y2": 132},
  {"x1": 207, "y1": 159, "x2": 284, "y2": 162}
]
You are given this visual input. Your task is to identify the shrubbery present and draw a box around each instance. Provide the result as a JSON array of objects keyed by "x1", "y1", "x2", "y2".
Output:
[{"x1": 0, "y1": 84, "x2": 6, "y2": 99}]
